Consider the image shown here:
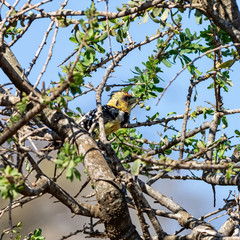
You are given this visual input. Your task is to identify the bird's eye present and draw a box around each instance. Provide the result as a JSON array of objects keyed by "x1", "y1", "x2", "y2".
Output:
[{"x1": 123, "y1": 95, "x2": 130, "y2": 101}]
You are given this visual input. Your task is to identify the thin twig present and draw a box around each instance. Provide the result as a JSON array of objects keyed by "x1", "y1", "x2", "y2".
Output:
[
  {"x1": 135, "y1": 155, "x2": 240, "y2": 172},
  {"x1": 8, "y1": 199, "x2": 13, "y2": 239},
  {"x1": 26, "y1": 20, "x2": 55, "y2": 78},
  {"x1": 127, "y1": 177, "x2": 152, "y2": 239},
  {"x1": 179, "y1": 76, "x2": 194, "y2": 160},
  {"x1": 0, "y1": 0, "x2": 20, "y2": 43},
  {"x1": 9, "y1": 0, "x2": 51, "y2": 21},
  {"x1": 34, "y1": 21, "x2": 58, "y2": 88},
  {"x1": 74, "y1": 177, "x2": 91, "y2": 198},
  {"x1": 58, "y1": 49, "x2": 77, "y2": 67},
  {"x1": 8, "y1": 19, "x2": 33, "y2": 47},
  {"x1": 0, "y1": 196, "x2": 39, "y2": 220},
  {"x1": 105, "y1": 0, "x2": 115, "y2": 65}
]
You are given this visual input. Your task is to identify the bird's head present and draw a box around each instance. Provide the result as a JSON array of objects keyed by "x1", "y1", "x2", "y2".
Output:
[{"x1": 107, "y1": 91, "x2": 139, "y2": 113}]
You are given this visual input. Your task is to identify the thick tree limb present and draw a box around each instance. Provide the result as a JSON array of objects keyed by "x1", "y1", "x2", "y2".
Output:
[
  {"x1": 137, "y1": 178, "x2": 220, "y2": 238},
  {"x1": 20, "y1": 174, "x2": 98, "y2": 217},
  {"x1": 204, "y1": 0, "x2": 240, "y2": 55},
  {"x1": 0, "y1": 41, "x2": 141, "y2": 240}
]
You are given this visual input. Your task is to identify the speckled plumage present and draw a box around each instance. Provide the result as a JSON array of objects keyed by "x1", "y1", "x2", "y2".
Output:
[{"x1": 79, "y1": 92, "x2": 138, "y2": 139}]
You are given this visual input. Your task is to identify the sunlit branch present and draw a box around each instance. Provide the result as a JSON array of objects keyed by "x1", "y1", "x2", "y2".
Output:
[
  {"x1": 179, "y1": 76, "x2": 194, "y2": 160},
  {"x1": 25, "y1": 20, "x2": 55, "y2": 78},
  {"x1": 20, "y1": 2, "x2": 202, "y2": 22},
  {"x1": 34, "y1": 22, "x2": 59, "y2": 88},
  {"x1": 136, "y1": 156, "x2": 240, "y2": 172}
]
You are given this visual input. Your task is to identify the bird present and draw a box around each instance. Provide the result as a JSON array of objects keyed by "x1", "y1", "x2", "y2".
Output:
[{"x1": 79, "y1": 91, "x2": 139, "y2": 139}]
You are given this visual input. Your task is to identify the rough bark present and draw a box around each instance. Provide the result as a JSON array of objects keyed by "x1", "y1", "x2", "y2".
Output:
[
  {"x1": 198, "y1": 0, "x2": 240, "y2": 55},
  {"x1": 0, "y1": 42, "x2": 141, "y2": 240}
]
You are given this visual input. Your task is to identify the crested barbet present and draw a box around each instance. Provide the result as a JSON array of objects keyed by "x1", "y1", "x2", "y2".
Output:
[{"x1": 80, "y1": 91, "x2": 139, "y2": 139}]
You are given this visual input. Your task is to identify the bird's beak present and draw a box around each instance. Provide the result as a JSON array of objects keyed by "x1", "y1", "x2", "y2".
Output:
[{"x1": 129, "y1": 96, "x2": 140, "y2": 104}]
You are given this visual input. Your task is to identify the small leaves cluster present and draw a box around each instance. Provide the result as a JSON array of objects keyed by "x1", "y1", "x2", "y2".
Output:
[
  {"x1": 0, "y1": 166, "x2": 24, "y2": 200},
  {"x1": 126, "y1": 27, "x2": 206, "y2": 104},
  {"x1": 55, "y1": 143, "x2": 83, "y2": 181},
  {"x1": 2, "y1": 221, "x2": 22, "y2": 239},
  {"x1": 161, "y1": 27, "x2": 204, "y2": 76},
  {"x1": 110, "y1": 128, "x2": 144, "y2": 163},
  {"x1": 61, "y1": 3, "x2": 108, "y2": 96},
  {"x1": 5, "y1": 10, "x2": 24, "y2": 40},
  {"x1": 9, "y1": 93, "x2": 29, "y2": 126},
  {"x1": 2, "y1": 223, "x2": 45, "y2": 240},
  {"x1": 18, "y1": 228, "x2": 45, "y2": 240},
  {"x1": 148, "y1": 7, "x2": 171, "y2": 28},
  {"x1": 27, "y1": 228, "x2": 45, "y2": 240},
  {"x1": 207, "y1": 70, "x2": 233, "y2": 92},
  {"x1": 200, "y1": 25, "x2": 232, "y2": 50},
  {"x1": 127, "y1": 57, "x2": 163, "y2": 99},
  {"x1": 213, "y1": 139, "x2": 231, "y2": 162}
]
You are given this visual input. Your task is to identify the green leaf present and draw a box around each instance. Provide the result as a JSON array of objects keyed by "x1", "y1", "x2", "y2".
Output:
[
  {"x1": 207, "y1": 82, "x2": 214, "y2": 89},
  {"x1": 194, "y1": 67, "x2": 202, "y2": 75},
  {"x1": 127, "y1": 1, "x2": 138, "y2": 7},
  {"x1": 149, "y1": 112, "x2": 159, "y2": 121},
  {"x1": 82, "y1": 47, "x2": 95, "y2": 66},
  {"x1": 143, "y1": 11, "x2": 148, "y2": 24},
  {"x1": 55, "y1": 143, "x2": 83, "y2": 181},
  {"x1": 54, "y1": 159, "x2": 64, "y2": 166},
  {"x1": 0, "y1": 166, "x2": 23, "y2": 200},
  {"x1": 152, "y1": 7, "x2": 162, "y2": 17},
  {"x1": 162, "y1": 58, "x2": 172, "y2": 68},
  {"x1": 93, "y1": 43, "x2": 105, "y2": 53},
  {"x1": 149, "y1": 13, "x2": 161, "y2": 23},
  {"x1": 217, "y1": 59, "x2": 235, "y2": 69},
  {"x1": 222, "y1": 116, "x2": 228, "y2": 127},
  {"x1": 17, "y1": 222, "x2": 22, "y2": 228},
  {"x1": 131, "y1": 159, "x2": 141, "y2": 176},
  {"x1": 134, "y1": 66, "x2": 142, "y2": 73},
  {"x1": 66, "y1": 160, "x2": 74, "y2": 181},
  {"x1": 226, "y1": 163, "x2": 233, "y2": 180},
  {"x1": 195, "y1": 10, "x2": 202, "y2": 24},
  {"x1": 63, "y1": 143, "x2": 70, "y2": 154},
  {"x1": 123, "y1": 19, "x2": 130, "y2": 33},
  {"x1": 197, "y1": 140, "x2": 205, "y2": 150},
  {"x1": 219, "y1": 148, "x2": 225, "y2": 159},
  {"x1": 32, "y1": 228, "x2": 45, "y2": 240},
  {"x1": 124, "y1": 150, "x2": 130, "y2": 158},
  {"x1": 75, "y1": 30, "x2": 84, "y2": 43},
  {"x1": 185, "y1": 28, "x2": 191, "y2": 38},
  {"x1": 98, "y1": 31, "x2": 108, "y2": 42},
  {"x1": 161, "y1": 9, "x2": 170, "y2": 22},
  {"x1": 73, "y1": 168, "x2": 81, "y2": 181},
  {"x1": 235, "y1": 129, "x2": 240, "y2": 136},
  {"x1": 90, "y1": 1, "x2": 96, "y2": 12},
  {"x1": 116, "y1": 29, "x2": 123, "y2": 43},
  {"x1": 88, "y1": 28, "x2": 94, "y2": 39},
  {"x1": 166, "y1": 112, "x2": 176, "y2": 116}
]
